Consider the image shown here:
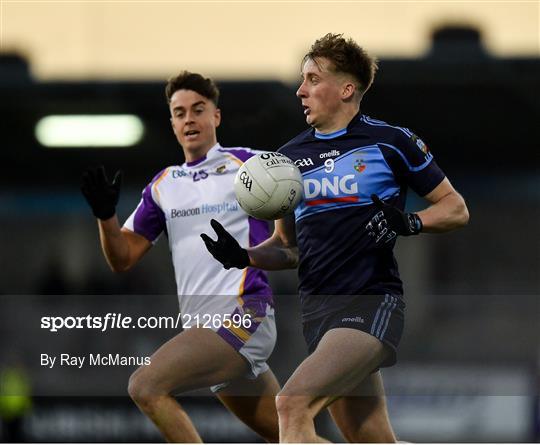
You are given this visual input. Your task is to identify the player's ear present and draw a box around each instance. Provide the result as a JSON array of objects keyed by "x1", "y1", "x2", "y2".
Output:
[
  {"x1": 214, "y1": 108, "x2": 222, "y2": 128},
  {"x1": 342, "y1": 82, "x2": 356, "y2": 101}
]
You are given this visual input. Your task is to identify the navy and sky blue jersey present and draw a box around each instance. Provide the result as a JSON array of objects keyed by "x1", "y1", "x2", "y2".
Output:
[{"x1": 278, "y1": 113, "x2": 445, "y2": 321}]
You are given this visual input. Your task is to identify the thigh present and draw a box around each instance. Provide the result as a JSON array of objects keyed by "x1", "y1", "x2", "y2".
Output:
[
  {"x1": 328, "y1": 371, "x2": 396, "y2": 443},
  {"x1": 217, "y1": 369, "x2": 281, "y2": 442},
  {"x1": 134, "y1": 327, "x2": 249, "y2": 394},
  {"x1": 280, "y1": 328, "x2": 390, "y2": 415}
]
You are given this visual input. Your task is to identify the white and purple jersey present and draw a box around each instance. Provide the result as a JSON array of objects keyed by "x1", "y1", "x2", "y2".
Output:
[{"x1": 123, "y1": 143, "x2": 272, "y2": 320}]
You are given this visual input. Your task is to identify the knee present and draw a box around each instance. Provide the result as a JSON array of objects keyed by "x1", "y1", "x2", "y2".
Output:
[
  {"x1": 275, "y1": 392, "x2": 292, "y2": 418},
  {"x1": 127, "y1": 368, "x2": 164, "y2": 412},
  {"x1": 275, "y1": 392, "x2": 309, "y2": 419}
]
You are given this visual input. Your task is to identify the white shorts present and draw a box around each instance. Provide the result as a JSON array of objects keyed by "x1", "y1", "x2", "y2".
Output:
[{"x1": 180, "y1": 295, "x2": 276, "y2": 393}]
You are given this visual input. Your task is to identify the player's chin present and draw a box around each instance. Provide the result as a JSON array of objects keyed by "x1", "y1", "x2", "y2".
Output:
[{"x1": 181, "y1": 139, "x2": 202, "y2": 152}]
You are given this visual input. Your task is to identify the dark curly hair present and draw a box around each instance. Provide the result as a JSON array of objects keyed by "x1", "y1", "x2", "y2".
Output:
[{"x1": 165, "y1": 71, "x2": 220, "y2": 106}]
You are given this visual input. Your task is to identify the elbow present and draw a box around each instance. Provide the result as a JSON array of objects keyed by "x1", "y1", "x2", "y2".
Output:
[
  {"x1": 288, "y1": 257, "x2": 299, "y2": 270},
  {"x1": 109, "y1": 265, "x2": 125, "y2": 274},
  {"x1": 455, "y1": 196, "x2": 470, "y2": 228},
  {"x1": 291, "y1": 253, "x2": 300, "y2": 269},
  {"x1": 460, "y1": 206, "x2": 470, "y2": 227},
  {"x1": 286, "y1": 246, "x2": 299, "y2": 269},
  {"x1": 108, "y1": 260, "x2": 132, "y2": 274}
]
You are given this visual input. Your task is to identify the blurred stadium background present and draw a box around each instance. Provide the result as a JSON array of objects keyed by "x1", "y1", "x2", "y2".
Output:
[{"x1": 1, "y1": 1, "x2": 539, "y2": 442}]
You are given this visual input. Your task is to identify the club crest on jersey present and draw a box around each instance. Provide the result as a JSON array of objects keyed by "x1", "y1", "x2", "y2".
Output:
[
  {"x1": 411, "y1": 134, "x2": 429, "y2": 154},
  {"x1": 354, "y1": 159, "x2": 366, "y2": 173},
  {"x1": 215, "y1": 164, "x2": 227, "y2": 174}
]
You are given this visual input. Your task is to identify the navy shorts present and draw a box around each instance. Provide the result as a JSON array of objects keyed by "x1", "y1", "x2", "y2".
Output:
[{"x1": 302, "y1": 294, "x2": 405, "y2": 368}]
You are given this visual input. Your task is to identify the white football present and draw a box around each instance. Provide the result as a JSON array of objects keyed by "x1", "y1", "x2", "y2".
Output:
[{"x1": 234, "y1": 152, "x2": 304, "y2": 220}]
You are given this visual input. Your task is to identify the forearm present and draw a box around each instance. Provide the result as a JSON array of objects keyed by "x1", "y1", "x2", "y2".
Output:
[
  {"x1": 247, "y1": 235, "x2": 298, "y2": 270},
  {"x1": 417, "y1": 191, "x2": 469, "y2": 233},
  {"x1": 97, "y1": 217, "x2": 132, "y2": 272}
]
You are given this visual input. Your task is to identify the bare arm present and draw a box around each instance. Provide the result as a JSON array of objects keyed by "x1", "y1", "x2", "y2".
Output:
[
  {"x1": 80, "y1": 166, "x2": 153, "y2": 272},
  {"x1": 98, "y1": 216, "x2": 152, "y2": 272},
  {"x1": 417, "y1": 177, "x2": 470, "y2": 233},
  {"x1": 247, "y1": 214, "x2": 298, "y2": 270}
]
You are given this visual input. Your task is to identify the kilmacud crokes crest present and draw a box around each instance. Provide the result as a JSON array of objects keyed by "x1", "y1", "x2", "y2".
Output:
[{"x1": 215, "y1": 164, "x2": 227, "y2": 174}]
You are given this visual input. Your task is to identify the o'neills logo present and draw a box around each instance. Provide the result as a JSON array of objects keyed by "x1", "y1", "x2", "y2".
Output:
[
  {"x1": 341, "y1": 316, "x2": 364, "y2": 323},
  {"x1": 320, "y1": 150, "x2": 340, "y2": 158}
]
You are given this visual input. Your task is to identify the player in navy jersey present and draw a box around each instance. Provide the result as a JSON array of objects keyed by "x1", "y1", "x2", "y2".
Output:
[
  {"x1": 81, "y1": 72, "x2": 281, "y2": 442},
  {"x1": 202, "y1": 34, "x2": 469, "y2": 442}
]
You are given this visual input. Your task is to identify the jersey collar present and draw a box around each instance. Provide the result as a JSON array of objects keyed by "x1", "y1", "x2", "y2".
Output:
[
  {"x1": 314, "y1": 128, "x2": 347, "y2": 139},
  {"x1": 184, "y1": 143, "x2": 221, "y2": 167}
]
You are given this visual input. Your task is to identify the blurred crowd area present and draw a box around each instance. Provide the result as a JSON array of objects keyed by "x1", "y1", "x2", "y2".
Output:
[{"x1": 0, "y1": 27, "x2": 539, "y2": 442}]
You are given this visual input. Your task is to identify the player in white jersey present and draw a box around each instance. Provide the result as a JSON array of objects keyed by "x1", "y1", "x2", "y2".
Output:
[{"x1": 81, "y1": 72, "x2": 280, "y2": 442}]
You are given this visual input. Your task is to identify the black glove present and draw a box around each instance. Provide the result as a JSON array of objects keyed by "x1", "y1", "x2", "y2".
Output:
[
  {"x1": 81, "y1": 166, "x2": 123, "y2": 220},
  {"x1": 200, "y1": 219, "x2": 250, "y2": 270},
  {"x1": 366, "y1": 194, "x2": 423, "y2": 244}
]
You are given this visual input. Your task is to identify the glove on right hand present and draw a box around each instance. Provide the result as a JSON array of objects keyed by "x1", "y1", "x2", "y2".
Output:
[
  {"x1": 200, "y1": 219, "x2": 250, "y2": 270},
  {"x1": 81, "y1": 166, "x2": 123, "y2": 220}
]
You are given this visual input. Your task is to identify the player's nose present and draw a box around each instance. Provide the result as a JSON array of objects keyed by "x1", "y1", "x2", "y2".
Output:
[{"x1": 296, "y1": 82, "x2": 308, "y2": 98}]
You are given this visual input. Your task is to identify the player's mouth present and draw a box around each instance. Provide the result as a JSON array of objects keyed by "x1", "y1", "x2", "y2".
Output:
[
  {"x1": 184, "y1": 130, "x2": 200, "y2": 140},
  {"x1": 302, "y1": 105, "x2": 311, "y2": 116}
]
